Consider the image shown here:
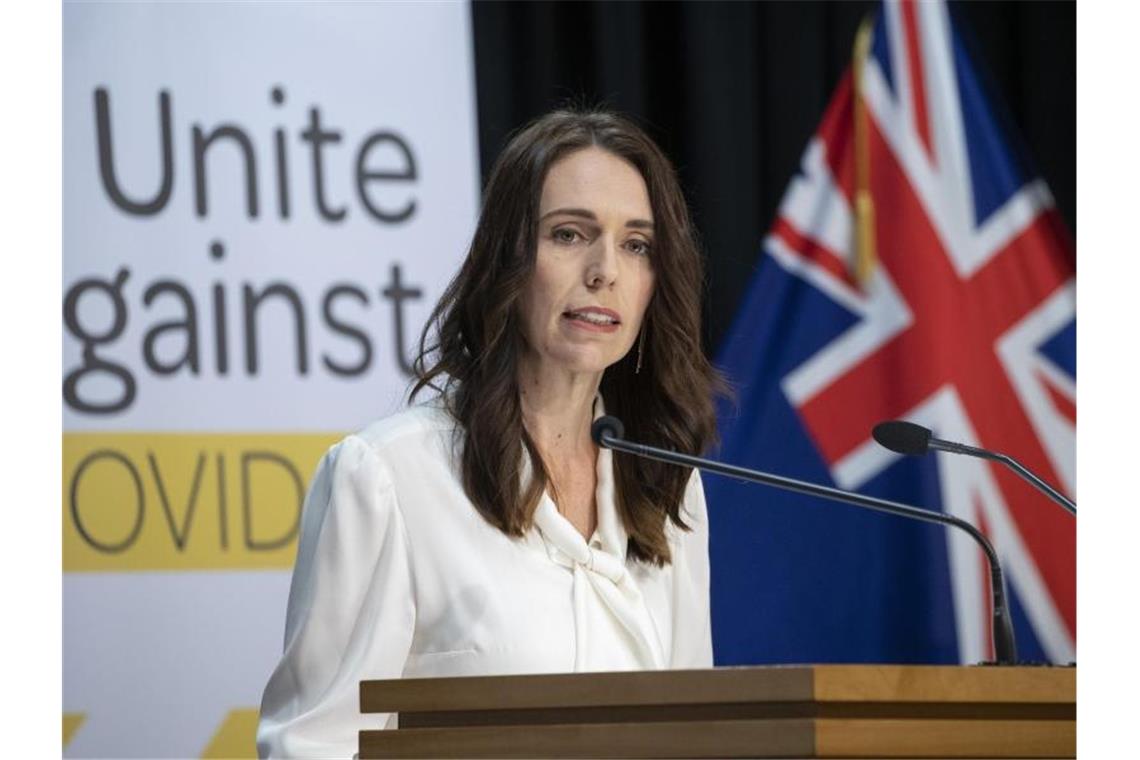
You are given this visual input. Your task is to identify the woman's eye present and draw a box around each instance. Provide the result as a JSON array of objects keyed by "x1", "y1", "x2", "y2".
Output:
[
  {"x1": 553, "y1": 228, "x2": 580, "y2": 244},
  {"x1": 627, "y1": 239, "x2": 652, "y2": 256}
]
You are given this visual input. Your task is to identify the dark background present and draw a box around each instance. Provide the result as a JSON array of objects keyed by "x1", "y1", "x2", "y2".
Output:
[{"x1": 471, "y1": 0, "x2": 1075, "y2": 355}]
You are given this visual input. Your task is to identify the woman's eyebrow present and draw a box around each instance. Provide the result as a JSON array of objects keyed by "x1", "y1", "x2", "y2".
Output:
[
  {"x1": 540, "y1": 207, "x2": 597, "y2": 223},
  {"x1": 540, "y1": 207, "x2": 654, "y2": 229}
]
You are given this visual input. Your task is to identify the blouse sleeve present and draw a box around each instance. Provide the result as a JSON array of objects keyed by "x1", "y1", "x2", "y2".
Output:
[
  {"x1": 668, "y1": 468, "x2": 714, "y2": 668},
  {"x1": 257, "y1": 435, "x2": 416, "y2": 759}
]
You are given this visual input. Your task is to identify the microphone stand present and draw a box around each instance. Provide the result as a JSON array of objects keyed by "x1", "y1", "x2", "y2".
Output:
[
  {"x1": 928, "y1": 437, "x2": 1077, "y2": 516},
  {"x1": 594, "y1": 419, "x2": 1019, "y2": 665},
  {"x1": 872, "y1": 421, "x2": 1076, "y2": 517}
]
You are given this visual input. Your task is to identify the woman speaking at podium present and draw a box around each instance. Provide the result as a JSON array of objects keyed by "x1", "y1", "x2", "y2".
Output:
[{"x1": 257, "y1": 109, "x2": 723, "y2": 758}]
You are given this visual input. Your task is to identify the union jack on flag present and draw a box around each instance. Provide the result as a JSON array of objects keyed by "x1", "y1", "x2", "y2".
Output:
[{"x1": 707, "y1": 0, "x2": 1075, "y2": 665}]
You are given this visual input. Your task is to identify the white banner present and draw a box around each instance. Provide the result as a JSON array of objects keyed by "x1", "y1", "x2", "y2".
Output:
[{"x1": 63, "y1": 1, "x2": 479, "y2": 756}]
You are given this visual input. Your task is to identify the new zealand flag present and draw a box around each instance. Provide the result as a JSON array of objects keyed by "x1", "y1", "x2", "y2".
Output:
[{"x1": 707, "y1": 0, "x2": 1075, "y2": 665}]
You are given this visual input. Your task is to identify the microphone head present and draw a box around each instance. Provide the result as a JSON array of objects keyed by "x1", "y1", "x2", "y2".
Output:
[
  {"x1": 872, "y1": 420, "x2": 933, "y2": 456},
  {"x1": 591, "y1": 416, "x2": 625, "y2": 448}
]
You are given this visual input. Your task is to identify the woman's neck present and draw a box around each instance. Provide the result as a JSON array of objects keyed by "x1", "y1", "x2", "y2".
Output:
[{"x1": 517, "y1": 356, "x2": 600, "y2": 461}]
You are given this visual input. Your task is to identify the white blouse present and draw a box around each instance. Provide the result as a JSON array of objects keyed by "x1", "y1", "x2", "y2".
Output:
[{"x1": 256, "y1": 398, "x2": 712, "y2": 759}]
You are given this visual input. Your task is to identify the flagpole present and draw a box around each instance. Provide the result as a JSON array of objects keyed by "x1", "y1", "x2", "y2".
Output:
[{"x1": 852, "y1": 13, "x2": 878, "y2": 287}]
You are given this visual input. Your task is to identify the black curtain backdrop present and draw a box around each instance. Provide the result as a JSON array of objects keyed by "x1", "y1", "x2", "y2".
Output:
[{"x1": 471, "y1": 0, "x2": 1076, "y2": 355}]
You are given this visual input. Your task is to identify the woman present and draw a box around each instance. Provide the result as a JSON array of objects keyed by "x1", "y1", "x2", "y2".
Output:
[{"x1": 257, "y1": 109, "x2": 722, "y2": 758}]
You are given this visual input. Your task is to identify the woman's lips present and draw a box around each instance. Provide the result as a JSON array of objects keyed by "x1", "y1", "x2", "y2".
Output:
[
  {"x1": 562, "y1": 310, "x2": 621, "y2": 333},
  {"x1": 563, "y1": 306, "x2": 621, "y2": 322}
]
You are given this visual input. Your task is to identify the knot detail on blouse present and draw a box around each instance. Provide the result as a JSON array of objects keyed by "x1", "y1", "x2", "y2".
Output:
[
  {"x1": 532, "y1": 494, "x2": 665, "y2": 671},
  {"x1": 532, "y1": 496, "x2": 626, "y2": 583}
]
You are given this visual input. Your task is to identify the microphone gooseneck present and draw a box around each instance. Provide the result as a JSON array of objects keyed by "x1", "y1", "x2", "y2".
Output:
[
  {"x1": 872, "y1": 419, "x2": 1076, "y2": 517},
  {"x1": 591, "y1": 415, "x2": 1019, "y2": 665}
]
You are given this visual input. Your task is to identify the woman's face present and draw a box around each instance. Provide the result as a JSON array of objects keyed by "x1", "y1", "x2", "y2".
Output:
[{"x1": 518, "y1": 146, "x2": 657, "y2": 377}]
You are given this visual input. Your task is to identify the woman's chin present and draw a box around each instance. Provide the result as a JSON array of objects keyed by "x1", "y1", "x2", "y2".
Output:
[{"x1": 540, "y1": 348, "x2": 624, "y2": 377}]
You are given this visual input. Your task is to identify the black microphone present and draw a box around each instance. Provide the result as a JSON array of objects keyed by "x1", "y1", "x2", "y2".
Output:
[
  {"x1": 591, "y1": 415, "x2": 624, "y2": 445},
  {"x1": 872, "y1": 420, "x2": 1076, "y2": 516},
  {"x1": 592, "y1": 415, "x2": 1018, "y2": 665}
]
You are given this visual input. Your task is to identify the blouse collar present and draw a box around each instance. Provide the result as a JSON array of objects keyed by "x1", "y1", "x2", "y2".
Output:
[{"x1": 524, "y1": 394, "x2": 630, "y2": 567}]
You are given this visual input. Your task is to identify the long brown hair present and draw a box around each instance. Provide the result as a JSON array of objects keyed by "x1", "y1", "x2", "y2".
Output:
[{"x1": 412, "y1": 108, "x2": 723, "y2": 565}]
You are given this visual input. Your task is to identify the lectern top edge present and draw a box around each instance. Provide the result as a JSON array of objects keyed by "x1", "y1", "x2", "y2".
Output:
[{"x1": 360, "y1": 664, "x2": 1075, "y2": 715}]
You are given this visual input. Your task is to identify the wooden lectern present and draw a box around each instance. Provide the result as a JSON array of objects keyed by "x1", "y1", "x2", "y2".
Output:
[{"x1": 359, "y1": 664, "x2": 1074, "y2": 758}]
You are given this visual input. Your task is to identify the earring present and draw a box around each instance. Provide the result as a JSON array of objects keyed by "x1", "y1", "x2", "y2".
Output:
[{"x1": 635, "y1": 326, "x2": 646, "y2": 374}]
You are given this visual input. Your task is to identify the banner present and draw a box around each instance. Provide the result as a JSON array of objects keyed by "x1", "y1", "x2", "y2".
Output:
[{"x1": 63, "y1": 2, "x2": 480, "y2": 756}]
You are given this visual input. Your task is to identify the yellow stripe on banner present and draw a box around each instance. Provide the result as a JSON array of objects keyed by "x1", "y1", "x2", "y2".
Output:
[
  {"x1": 201, "y1": 708, "x2": 260, "y2": 759},
  {"x1": 63, "y1": 713, "x2": 86, "y2": 746},
  {"x1": 63, "y1": 433, "x2": 341, "y2": 572}
]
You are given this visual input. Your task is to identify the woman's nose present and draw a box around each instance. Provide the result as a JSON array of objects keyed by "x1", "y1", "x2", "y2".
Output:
[{"x1": 585, "y1": 235, "x2": 619, "y2": 289}]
